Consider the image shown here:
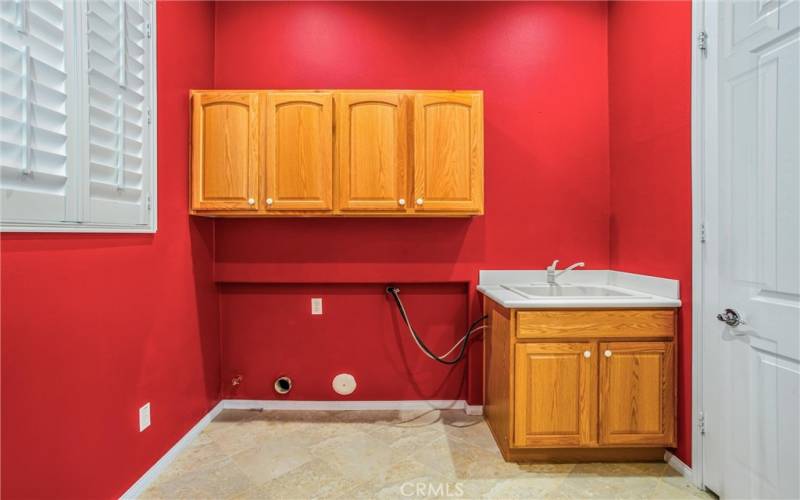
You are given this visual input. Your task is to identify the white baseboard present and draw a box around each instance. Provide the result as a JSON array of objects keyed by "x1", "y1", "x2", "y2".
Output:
[
  {"x1": 120, "y1": 399, "x2": 473, "y2": 499},
  {"x1": 223, "y1": 399, "x2": 467, "y2": 411},
  {"x1": 465, "y1": 404, "x2": 483, "y2": 415},
  {"x1": 120, "y1": 401, "x2": 224, "y2": 499},
  {"x1": 664, "y1": 450, "x2": 693, "y2": 480}
]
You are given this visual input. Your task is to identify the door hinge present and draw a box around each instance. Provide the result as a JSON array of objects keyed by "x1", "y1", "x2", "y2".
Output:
[
  {"x1": 146, "y1": 194, "x2": 152, "y2": 211},
  {"x1": 145, "y1": 22, "x2": 151, "y2": 39},
  {"x1": 698, "y1": 31, "x2": 708, "y2": 53},
  {"x1": 700, "y1": 223, "x2": 707, "y2": 243},
  {"x1": 699, "y1": 412, "x2": 706, "y2": 435},
  {"x1": 146, "y1": 107, "x2": 151, "y2": 125}
]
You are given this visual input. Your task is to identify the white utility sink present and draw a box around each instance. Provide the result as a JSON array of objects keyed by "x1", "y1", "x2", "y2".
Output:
[
  {"x1": 501, "y1": 284, "x2": 640, "y2": 299},
  {"x1": 478, "y1": 271, "x2": 681, "y2": 309}
]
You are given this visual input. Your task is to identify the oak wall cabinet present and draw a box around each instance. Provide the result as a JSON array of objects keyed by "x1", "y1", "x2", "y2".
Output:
[
  {"x1": 336, "y1": 92, "x2": 410, "y2": 212},
  {"x1": 191, "y1": 92, "x2": 260, "y2": 211},
  {"x1": 189, "y1": 90, "x2": 483, "y2": 217},
  {"x1": 265, "y1": 92, "x2": 334, "y2": 212},
  {"x1": 484, "y1": 301, "x2": 677, "y2": 462},
  {"x1": 414, "y1": 92, "x2": 483, "y2": 213}
]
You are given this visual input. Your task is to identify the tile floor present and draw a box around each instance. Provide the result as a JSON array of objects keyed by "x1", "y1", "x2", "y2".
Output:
[{"x1": 142, "y1": 409, "x2": 713, "y2": 499}]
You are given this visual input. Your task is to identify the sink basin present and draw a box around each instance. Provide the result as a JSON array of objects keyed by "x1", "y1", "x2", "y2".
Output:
[{"x1": 501, "y1": 284, "x2": 636, "y2": 299}]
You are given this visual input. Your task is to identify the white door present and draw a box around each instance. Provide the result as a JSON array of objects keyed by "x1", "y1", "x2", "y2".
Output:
[{"x1": 701, "y1": 0, "x2": 800, "y2": 498}]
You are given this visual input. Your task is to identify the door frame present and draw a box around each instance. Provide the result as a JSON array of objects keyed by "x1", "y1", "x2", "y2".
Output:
[{"x1": 690, "y1": 0, "x2": 705, "y2": 490}]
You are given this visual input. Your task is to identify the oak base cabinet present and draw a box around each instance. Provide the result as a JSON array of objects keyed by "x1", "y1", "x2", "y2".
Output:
[
  {"x1": 483, "y1": 299, "x2": 677, "y2": 462},
  {"x1": 190, "y1": 90, "x2": 484, "y2": 217},
  {"x1": 514, "y1": 342, "x2": 597, "y2": 448},
  {"x1": 599, "y1": 341, "x2": 675, "y2": 446}
]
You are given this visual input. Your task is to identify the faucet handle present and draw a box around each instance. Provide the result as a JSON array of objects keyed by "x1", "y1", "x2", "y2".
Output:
[{"x1": 548, "y1": 259, "x2": 559, "y2": 271}]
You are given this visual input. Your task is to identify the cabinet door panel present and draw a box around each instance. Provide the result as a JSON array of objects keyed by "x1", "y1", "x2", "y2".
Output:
[
  {"x1": 265, "y1": 93, "x2": 333, "y2": 211},
  {"x1": 192, "y1": 93, "x2": 259, "y2": 211},
  {"x1": 599, "y1": 341, "x2": 675, "y2": 446},
  {"x1": 514, "y1": 342, "x2": 597, "y2": 447},
  {"x1": 336, "y1": 93, "x2": 409, "y2": 211},
  {"x1": 413, "y1": 92, "x2": 483, "y2": 213}
]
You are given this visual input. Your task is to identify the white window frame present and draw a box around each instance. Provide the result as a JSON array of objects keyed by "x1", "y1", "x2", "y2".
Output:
[{"x1": 1, "y1": 0, "x2": 157, "y2": 233}]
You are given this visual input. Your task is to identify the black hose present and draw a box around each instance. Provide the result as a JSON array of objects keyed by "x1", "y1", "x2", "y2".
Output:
[{"x1": 387, "y1": 286, "x2": 488, "y2": 365}]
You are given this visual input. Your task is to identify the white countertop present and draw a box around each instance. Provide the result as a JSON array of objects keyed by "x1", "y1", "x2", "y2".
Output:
[{"x1": 477, "y1": 270, "x2": 681, "y2": 309}]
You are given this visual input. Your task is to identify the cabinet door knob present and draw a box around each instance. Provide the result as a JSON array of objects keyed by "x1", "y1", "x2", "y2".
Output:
[
  {"x1": 248, "y1": 198, "x2": 255, "y2": 206},
  {"x1": 416, "y1": 197, "x2": 424, "y2": 206},
  {"x1": 398, "y1": 198, "x2": 406, "y2": 206},
  {"x1": 583, "y1": 350, "x2": 591, "y2": 358},
  {"x1": 604, "y1": 350, "x2": 612, "y2": 358},
  {"x1": 266, "y1": 198, "x2": 273, "y2": 206}
]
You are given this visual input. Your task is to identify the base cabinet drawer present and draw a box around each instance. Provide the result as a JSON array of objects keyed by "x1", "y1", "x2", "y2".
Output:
[
  {"x1": 517, "y1": 310, "x2": 675, "y2": 340},
  {"x1": 599, "y1": 341, "x2": 676, "y2": 446}
]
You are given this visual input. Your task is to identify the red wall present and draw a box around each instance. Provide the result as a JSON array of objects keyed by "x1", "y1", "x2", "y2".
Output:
[
  {"x1": 0, "y1": 2, "x2": 695, "y2": 496},
  {"x1": 212, "y1": 0, "x2": 611, "y2": 404},
  {"x1": 0, "y1": 2, "x2": 220, "y2": 498},
  {"x1": 608, "y1": 1, "x2": 693, "y2": 464},
  {"x1": 220, "y1": 283, "x2": 471, "y2": 400}
]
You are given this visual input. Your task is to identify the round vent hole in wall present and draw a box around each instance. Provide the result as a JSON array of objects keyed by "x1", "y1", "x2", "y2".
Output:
[{"x1": 274, "y1": 376, "x2": 292, "y2": 394}]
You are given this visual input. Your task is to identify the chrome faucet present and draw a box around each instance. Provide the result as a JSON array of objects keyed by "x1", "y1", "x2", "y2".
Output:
[{"x1": 546, "y1": 260, "x2": 585, "y2": 285}]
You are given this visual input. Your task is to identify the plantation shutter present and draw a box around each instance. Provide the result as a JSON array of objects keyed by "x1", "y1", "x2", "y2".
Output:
[
  {"x1": 0, "y1": 0, "x2": 77, "y2": 223},
  {"x1": 81, "y1": 0, "x2": 152, "y2": 225}
]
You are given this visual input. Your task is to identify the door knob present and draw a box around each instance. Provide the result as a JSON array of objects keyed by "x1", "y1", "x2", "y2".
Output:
[
  {"x1": 247, "y1": 198, "x2": 255, "y2": 206},
  {"x1": 398, "y1": 198, "x2": 406, "y2": 206},
  {"x1": 604, "y1": 350, "x2": 612, "y2": 358},
  {"x1": 583, "y1": 350, "x2": 591, "y2": 358},
  {"x1": 266, "y1": 198, "x2": 273, "y2": 206},
  {"x1": 416, "y1": 198, "x2": 424, "y2": 206},
  {"x1": 717, "y1": 308, "x2": 745, "y2": 327}
]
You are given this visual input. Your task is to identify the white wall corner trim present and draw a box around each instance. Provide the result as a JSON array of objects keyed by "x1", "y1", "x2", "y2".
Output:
[
  {"x1": 120, "y1": 401, "x2": 224, "y2": 499},
  {"x1": 664, "y1": 450, "x2": 693, "y2": 482},
  {"x1": 119, "y1": 399, "x2": 473, "y2": 498}
]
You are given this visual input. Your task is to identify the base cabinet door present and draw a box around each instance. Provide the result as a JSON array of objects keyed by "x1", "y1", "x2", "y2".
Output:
[
  {"x1": 599, "y1": 341, "x2": 675, "y2": 446},
  {"x1": 191, "y1": 92, "x2": 259, "y2": 211},
  {"x1": 335, "y1": 93, "x2": 409, "y2": 212},
  {"x1": 264, "y1": 92, "x2": 333, "y2": 211},
  {"x1": 514, "y1": 342, "x2": 597, "y2": 447},
  {"x1": 413, "y1": 92, "x2": 483, "y2": 213}
]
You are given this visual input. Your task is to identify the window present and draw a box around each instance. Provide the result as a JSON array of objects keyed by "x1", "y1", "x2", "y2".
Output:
[{"x1": 1, "y1": 0, "x2": 156, "y2": 232}]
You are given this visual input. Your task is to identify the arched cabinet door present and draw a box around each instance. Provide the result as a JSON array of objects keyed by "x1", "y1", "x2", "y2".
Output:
[
  {"x1": 335, "y1": 93, "x2": 410, "y2": 212},
  {"x1": 264, "y1": 92, "x2": 333, "y2": 212},
  {"x1": 413, "y1": 92, "x2": 483, "y2": 213},
  {"x1": 191, "y1": 92, "x2": 260, "y2": 211}
]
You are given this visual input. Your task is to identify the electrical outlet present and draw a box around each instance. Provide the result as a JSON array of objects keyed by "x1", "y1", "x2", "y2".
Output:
[
  {"x1": 139, "y1": 403, "x2": 151, "y2": 432},
  {"x1": 311, "y1": 297, "x2": 323, "y2": 315}
]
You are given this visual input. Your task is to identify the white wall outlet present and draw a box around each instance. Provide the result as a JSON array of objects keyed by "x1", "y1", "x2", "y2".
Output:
[
  {"x1": 139, "y1": 402, "x2": 151, "y2": 432},
  {"x1": 311, "y1": 297, "x2": 323, "y2": 315}
]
